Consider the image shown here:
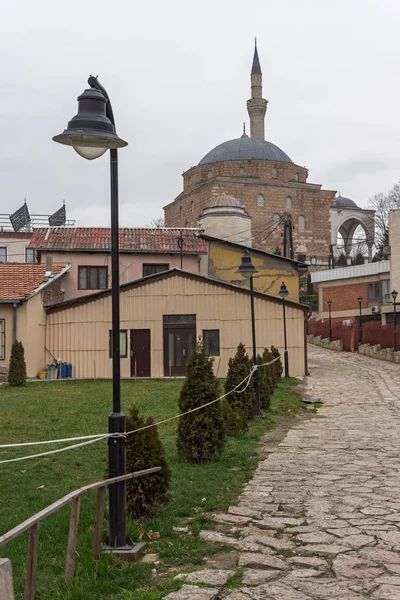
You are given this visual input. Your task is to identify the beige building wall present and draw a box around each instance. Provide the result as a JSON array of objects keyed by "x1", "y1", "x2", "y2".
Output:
[
  {"x1": 0, "y1": 233, "x2": 32, "y2": 263},
  {"x1": 0, "y1": 294, "x2": 47, "y2": 377},
  {"x1": 389, "y1": 210, "x2": 400, "y2": 294},
  {"x1": 46, "y1": 274, "x2": 306, "y2": 379},
  {"x1": 0, "y1": 304, "x2": 14, "y2": 368}
]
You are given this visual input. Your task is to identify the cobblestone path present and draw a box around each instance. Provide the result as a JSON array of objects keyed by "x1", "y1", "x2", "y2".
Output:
[{"x1": 165, "y1": 345, "x2": 400, "y2": 600}]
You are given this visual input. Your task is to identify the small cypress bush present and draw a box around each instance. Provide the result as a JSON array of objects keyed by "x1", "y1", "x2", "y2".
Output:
[
  {"x1": 8, "y1": 340, "x2": 27, "y2": 386},
  {"x1": 225, "y1": 343, "x2": 256, "y2": 420},
  {"x1": 221, "y1": 399, "x2": 248, "y2": 435},
  {"x1": 256, "y1": 354, "x2": 271, "y2": 410},
  {"x1": 177, "y1": 340, "x2": 225, "y2": 463},
  {"x1": 125, "y1": 406, "x2": 171, "y2": 518},
  {"x1": 262, "y1": 347, "x2": 277, "y2": 394},
  {"x1": 271, "y1": 345, "x2": 283, "y2": 378}
]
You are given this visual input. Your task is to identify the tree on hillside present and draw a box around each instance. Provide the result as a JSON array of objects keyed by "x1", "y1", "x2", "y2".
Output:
[{"x1": 368, "y1": 181, "x2": 400, "y2": 259}]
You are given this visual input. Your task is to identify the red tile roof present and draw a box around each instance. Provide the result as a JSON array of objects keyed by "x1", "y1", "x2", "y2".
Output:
[
  {"x1": 0, "y1": 263, "x2": 67, "y2": 301},
  {"x1": 28, "y1": 228, "x2": 207, "y2": 254}
]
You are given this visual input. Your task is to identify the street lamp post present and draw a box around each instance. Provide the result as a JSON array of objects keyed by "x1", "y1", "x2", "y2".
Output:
[
  {"x1": 278, "y1": 282, "x2": 289, "y2": 378},
  {"x1": 327, "y1": 300, "x2": 332, "y2": 342},
  {"x1": 357, "y1": 296, "x2": 363, "y2": 345},
  {"x1": 237, "y1": 251, "x2": 261, "y2": 417},
  {"x1": 53, "y1": 77, "x2": 130, "y2": 549},
  {"x1": 392, "y1": 289, "x2": 398, "y2": 352}
]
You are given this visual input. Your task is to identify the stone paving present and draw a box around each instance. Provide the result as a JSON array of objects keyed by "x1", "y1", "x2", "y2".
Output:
[{"x1": 165, "y1": 345, "x2": 400, "y2": 600}]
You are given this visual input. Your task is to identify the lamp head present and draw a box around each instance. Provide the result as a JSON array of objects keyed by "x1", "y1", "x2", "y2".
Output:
[
  {"x1": 327, "y1": 299, "x2": 332, "y2": 307},
  {"x1": 392, "y1": 289, "x2": 398, "y2": 301},
  {"x1": 357, "y1": 296, "x2": 363, "y2": 305},
  {"x1": 53, "y1": 87, "x2": 127, "y2": 160},
  {"x1": 279, "y1": 281, "x2": 289, "y2": 298},
  {"x1": 237, "y1": 250, "x2": 258, "y2": 275}
]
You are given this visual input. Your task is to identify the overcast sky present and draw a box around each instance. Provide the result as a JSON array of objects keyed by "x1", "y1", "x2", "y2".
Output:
[{"x1": 1, "y1": 0, "x2": 400, "y2": 228}]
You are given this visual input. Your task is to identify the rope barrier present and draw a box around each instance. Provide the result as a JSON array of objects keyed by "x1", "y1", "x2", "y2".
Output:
[{"x1": 0, "y1": 357, "x2": 280, "y2": 464}]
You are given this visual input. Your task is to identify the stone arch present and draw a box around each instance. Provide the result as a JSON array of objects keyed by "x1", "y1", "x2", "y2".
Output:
[{"x1": 330, "y1": 207, "x2": 375, "y2": 263}]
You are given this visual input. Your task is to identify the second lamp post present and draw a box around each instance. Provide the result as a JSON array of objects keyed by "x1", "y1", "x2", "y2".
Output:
[
  {"x1": 237, "y1": 251, "x2": 262, "y2": 416},
  {"x1": 327, "y1": 299, "x2": 332, "y2": 341},
  {"x1": 278, "y1": 282, "x2": 289, "y2": 378},
  {"x1": 392, "y1": 289, "x2": 398, "y2": 352},
  {"x1": 357, "y1": 296, "x2": 363, "y2": 345}
]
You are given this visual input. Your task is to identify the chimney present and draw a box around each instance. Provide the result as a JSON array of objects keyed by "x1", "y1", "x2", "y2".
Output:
[{"x1": 45, "y1": 255, "x2": 53, "y2": 276}]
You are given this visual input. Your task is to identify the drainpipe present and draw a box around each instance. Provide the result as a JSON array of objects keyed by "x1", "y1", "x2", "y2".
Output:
[{"x1": 13, "y1": 302, "x2": 17, "y2": 342}]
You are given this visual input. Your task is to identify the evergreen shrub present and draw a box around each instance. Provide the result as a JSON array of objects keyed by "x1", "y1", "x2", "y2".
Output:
[
  {"x1": 225, "y1": 343, "x2": 255, "y2": 420},
  {"x1": 256, "y1": 354, "x2": 271, "y2": 410},
  {"x1": 221, "y1": 399, "x2": 248, "y2": 435},
  {"x1": 177, "y1": 340, "x2": 225, "y2": 463},
  {"x1": 271, "y1": 345, "x2": 283, "y2": 378},
  {"x1": 8, "y1": 340, "x2": 27, "y2": 386},
  {"x1": 125, "y1": 406, "x2": 171, "y2": 518},
  {"x1": 262, "y1": 347, "x2": 277, "y2": 393}
]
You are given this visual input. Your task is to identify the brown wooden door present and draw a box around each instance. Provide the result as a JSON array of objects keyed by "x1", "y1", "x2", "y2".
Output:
[
  {"x1": 164, "y1": 327, "x2": 196, "y2": 376},
  {"x1": 130, "y1": 329, "x2": 151, "y2": 377}
]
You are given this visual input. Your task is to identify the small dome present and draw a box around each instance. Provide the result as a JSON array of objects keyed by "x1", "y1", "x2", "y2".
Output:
[
  {"x1": 199, "y1": 137, "x2": 292, "y2": 165},
  {"x1": 335, "y1": 195, "x2": 358, "y2": 208},
  {"x1": 208, "y1": 193, "x2": 243, "y2": 209}
]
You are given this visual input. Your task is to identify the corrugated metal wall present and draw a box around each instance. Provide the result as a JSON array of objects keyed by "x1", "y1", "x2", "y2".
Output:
[{"x1": 46, "y1": 274, "x2": 306, "y2": 378}]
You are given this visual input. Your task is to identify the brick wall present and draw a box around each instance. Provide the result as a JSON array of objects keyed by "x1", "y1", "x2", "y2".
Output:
[
  {"x1": 321, "y1": 282, "x2": 368, "y2": 312},
  {"x1": 164, "y1": 159, "x2": 335, "y2": 258}
]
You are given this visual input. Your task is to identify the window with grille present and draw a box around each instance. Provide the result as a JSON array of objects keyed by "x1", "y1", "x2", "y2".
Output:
[
  {"x1": 203, "y1": 329, "x2": 220, "y2": 356},
  {"x1": 0, "y1": 248, "x2": 6, "y2": 263},
  {"x1": 0, "y1": 319, "x2": 4, "y2": 360},
  {"x1": 143, "y1": 264, "x2": 169, "y2": 277},
  {"x1": 78, "y1": 266, "x2": 108, "y2": 290},
  {"x1": 109, "y1": 330, "x2": 128, "y2": 358}
]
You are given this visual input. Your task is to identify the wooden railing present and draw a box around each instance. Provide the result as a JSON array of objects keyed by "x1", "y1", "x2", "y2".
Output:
[{"x1": 0, "y1": 467, "x2": 161, "y2": 600}]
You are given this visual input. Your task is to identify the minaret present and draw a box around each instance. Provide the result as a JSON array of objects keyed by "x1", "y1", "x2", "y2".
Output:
[{"x1": 247, "y1": 39, "x2": 268, "y2": 140}]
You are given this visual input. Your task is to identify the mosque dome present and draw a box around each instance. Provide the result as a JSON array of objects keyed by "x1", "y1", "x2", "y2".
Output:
[
  {"x1": 208, "y1": 193, "x2": 243, "y2": 209},
  {"x1": 335, "y1": 195, "x2": 358, "y2": 208},
  {"x1": 199, "y1": 137, "x2": 292, "y2": 166}
]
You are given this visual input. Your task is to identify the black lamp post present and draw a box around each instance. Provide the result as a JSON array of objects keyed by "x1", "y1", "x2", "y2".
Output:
[
  {"x1": 53, "y1": 77, "x2": 130, "y2": 549},
  {"x1": 327, "y1": 300, "x2": 332, "y2": 342},
  {"x1": 357, "y1": 296, "x2": 363, "y2": 345},
  {"x1": 278, "y1": 282, "x2": 289, "y2": 378},
  {"x1": 392, "y1": 289, "x2": 398, "y2": 352},
  {"x1": 237, "y1": 251, "x2": 261, "y2": 416}
]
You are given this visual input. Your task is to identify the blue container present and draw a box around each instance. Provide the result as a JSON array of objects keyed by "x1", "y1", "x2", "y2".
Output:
[
  {"x1": 66, "y1": 363, "x2": 72, "y2": 378},
  {"x1": 57, "y1": 363, "x2": 68, "y2": 379}
]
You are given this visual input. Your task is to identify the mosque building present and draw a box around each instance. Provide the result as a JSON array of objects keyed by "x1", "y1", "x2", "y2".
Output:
[{"x1": 164, "y1": 43, "x2": 374, "y2": 265}]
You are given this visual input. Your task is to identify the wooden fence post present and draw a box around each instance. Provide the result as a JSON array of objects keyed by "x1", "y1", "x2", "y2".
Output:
[
  {"x1": 92, "y1": 487, "x2": 106, "y2": 561},
  {"x1": 25, "y1": 523, "x2": 39, "y2": 600},
  {"x1": 65, "y1": 497, "x2": 81, "y2": 582}
]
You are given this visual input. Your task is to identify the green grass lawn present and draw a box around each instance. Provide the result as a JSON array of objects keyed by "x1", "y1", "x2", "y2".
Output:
[{"x1": 0, "y1": 377, "x2": 306, "y2": 600}]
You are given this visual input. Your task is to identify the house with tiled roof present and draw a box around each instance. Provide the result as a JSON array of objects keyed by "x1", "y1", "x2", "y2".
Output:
[
  {"x1": 28, "y1": 227, "x2": 207, "y2": 299},
  {"x1": 0, "y1": 262, "x2": 70, "y2": 378}
]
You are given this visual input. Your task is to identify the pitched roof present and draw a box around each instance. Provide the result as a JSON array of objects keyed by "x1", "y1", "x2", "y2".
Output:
[
  {"x1": 28, "y1": 227, "x2": 207, "y2": 254},
  {"x1": 47, "y1": 267, "x2": 309, "y2": 314},
  {"x1": 0, "y1": 263, "x2": 68, "y2": 301}
]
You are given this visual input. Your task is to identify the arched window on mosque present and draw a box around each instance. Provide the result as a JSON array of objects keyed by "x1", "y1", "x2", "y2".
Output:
[
  {"x1": 273, "y1": 213, "x2": 280, "y2": 227},
  {"x1": 207, "y1": 169, "x2": 214, "y2": 179},
  {"x1": 272, "y1": 167, "x2": 278, "y2": 179},
  {"x1": 298, "y1": 215, "x2": 305, "y2": 230},
  {"x1": 179, "y1": 206, "x2": 182, "y2": 219},
  {"x1": 295, "y1": 172, "x2": 299, "y2": 182},
  {"x1": 185, "y1": 221, "x2": 189, "y2": 227},
  {"x1": 188, "y1": 176, "x2": 191, "y2": 187},
  {"x1": 191, "y1": 200, "x2": 194, "y2": 213},
  {"x1": 239, "y1": 167, "x2": 245, "y2": 176},
  {"x1": 285, "y1": 196, "x2": 292, "y2": 209},
  {"x1": 257, "y1": 194, "x2": 264, "y2": 207}
]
